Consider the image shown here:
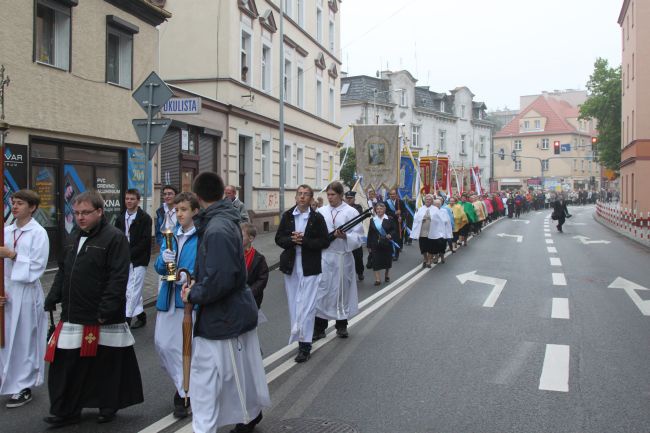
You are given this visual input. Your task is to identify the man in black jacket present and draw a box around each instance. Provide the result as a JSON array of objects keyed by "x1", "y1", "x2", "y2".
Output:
[
  {"x1": 115, "y1": 189, "x2": 152, "y2": 328},
  {"x1": 276, "y1": 185, "x2": 330, "y2": 363},
  {"x1": 552, "y1": 195, "x2": 571, "y2": 233},
  {"x1": 44, "y1": 190, "x2": 143, "y2": 427},
  {"x1": 344, "y1": 191, "x2": 365, "y2": 281},
  {"x1": 181, "y1": 173, "x2": 270, "y2": 433}
]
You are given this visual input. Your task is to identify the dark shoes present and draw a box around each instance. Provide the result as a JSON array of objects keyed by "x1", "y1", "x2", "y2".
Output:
[
  {"x1": 385, "y1": 276, "x2": 390, "y2": 282},
  {"x1": 231, "y1": 411, "x2": 263, "y2": 433},
  {"x1": 374, "y1": 281, "x2": 381, "y2": 286},
  {"x1": 97, "y1": 408, "x2": 117, "y2": 424},
  {"x1": 294, "y1": 350, "x2": 311, "y2": 363},
  {"x1": 130, "y1": 312, "x2": 147, "y2": 329},
  {"x1": 358, "y1": 273, "x2": 364, "y2": 281},
  {"x1": 43, "y1": 414, "x2": 82, "y2": 427},
  {"x1": 312, "y1": 330, "x2": 326, "y2": 341},
  {"x1": 557, "y1": 225, "x2": 563, "y2": 233},
  {"x1": 6, "y1": 388, "x2": 31, "y2": 408},
  {"x1": 336, "y1": 327, "x2": 349, "y2": 338},
  {"x1": 173, "y1": 392, "x2": 190, "y2": 418}
]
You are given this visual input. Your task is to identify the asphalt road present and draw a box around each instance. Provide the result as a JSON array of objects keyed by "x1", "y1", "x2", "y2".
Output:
[{"x1": 2, "y1": 205, "x2": 649, "y2": 432}]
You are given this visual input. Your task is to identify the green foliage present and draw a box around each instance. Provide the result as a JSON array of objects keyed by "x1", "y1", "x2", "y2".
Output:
[
  {"x1": 339, "y1": 147, "x2": 356, "y2": 189},
  {"x1": 579, "y1": 58, "x2": 621, "y2": 172}
]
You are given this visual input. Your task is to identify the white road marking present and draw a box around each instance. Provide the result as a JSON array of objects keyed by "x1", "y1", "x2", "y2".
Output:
[
  {"x1": 456, "y1": 271, "x2": 508, "y2": 308},
  {"x1": 549, "y1": 257, "x2": 562, "y2": 266},
  {"x1": 552, "y1": 273, "x2": 567, "y2": 286},
  {"x1": 573, "y1": 235, "x2": 611, "y2": 245},
  {"x1": 547, "y1": 247, "x2": 557, "y2": 253},
  {"x1": 551, "y1": 298, "x2": 570, "y2": 319},
  {"x1": 544, "y1": 228, "x2": 550, "y2": 232},
  {"x1": 608, "y1": 277, "x2": 650, "y2": 316},
  {"x1": 496, "y1": 233, "x2": 523, "y2": 242},
  {"x1": 545, "y1": 239, "x2": 554, "y2": 244},
  {"x1": 539, "y1": 344, "x2": 570, "y2": 392},
  {"x1": 544, "y1": 233, "x2": 551, "y2": 238}
]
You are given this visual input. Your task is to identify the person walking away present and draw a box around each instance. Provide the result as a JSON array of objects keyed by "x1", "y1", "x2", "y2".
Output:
[
  {"x1": 155, "y1": 185, "x2": 179, "y2": 246},
  {"x1": 276, "y1": 185, "x2": 329, "y2": 363},
  {"x1": 344, "y1": 191, "x2": 365, "y2": 281},
  {"x1": 182, "y1": 172, "x2": 270, "y2": 433},
  {"x1": 367, "y1": 203, "x2": 397, "y2": 285},
  {"x1": 314, "y1": 182, "x2": 364, "y2": 340},
  {"x1": 154, "y1": 192, "x2": 199, "y2": 419},
  {"x1": 115, "y1": 189, "x2": 152, "y2": 329},
  {"x1": 0, "y1": 190, "x2": 49, "y2": 408},
  {"x1": 44, "y1": 191, "x2": 143, "y2": 427}
]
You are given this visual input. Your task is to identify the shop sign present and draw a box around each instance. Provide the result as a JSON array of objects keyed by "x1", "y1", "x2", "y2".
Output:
[{"x1": 161, "y1": 97, "x2": 201, "y2": 115}]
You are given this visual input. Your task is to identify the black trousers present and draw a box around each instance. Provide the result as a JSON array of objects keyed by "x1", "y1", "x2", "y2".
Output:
[
  {"x1": 314, "y1": 317, "x2": 348, "y2": 333},
  {"x1": 352, "y1": 247, "x2": 364, "y2": 276}
]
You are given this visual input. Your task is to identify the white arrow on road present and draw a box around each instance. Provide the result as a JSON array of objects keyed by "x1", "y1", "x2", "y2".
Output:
[
  {"x1": 573, "y1": 235, "x2": 611, "y2": 245},
  {"x1": 496, "y1": 233, "x2": 523, "y2": 243},
  {"x1": 456, "y1": 271, "x2": 508, "y2": 308},
  {"x1": 608, "y1": 277, "x2": 650, "y2": 316},
  {"x1": 565, "y1": 222, "x2": 586, "y2": 226},
  {"x1": 511, "y1": 219, "x2": 530, "y2": 224}
]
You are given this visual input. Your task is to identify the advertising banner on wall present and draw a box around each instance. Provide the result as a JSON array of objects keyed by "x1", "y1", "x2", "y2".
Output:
[
  {"x1": 127, "y1": 148, "x2": 152, "y2": 198},
  {"x1": 3, "y1": 143, "x2": 28, "y2": 226}
]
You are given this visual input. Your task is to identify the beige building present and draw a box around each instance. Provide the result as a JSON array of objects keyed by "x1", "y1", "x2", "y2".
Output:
[
  {"x1": 619, "y1": 0, "x2": 650, "y2": 213},
  {"x1": 158, "y1": 0, "x2": 342, "y2": 231},
  {"x1": 0, "y1": 0, "x2": 169, "y2": 261},
  {"x1": 493, "y1": 95, "x2": 600, "y2": 192}
]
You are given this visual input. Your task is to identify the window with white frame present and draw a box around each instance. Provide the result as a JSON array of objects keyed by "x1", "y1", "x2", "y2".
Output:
[
  {"x1": 35, "y1": 0, "x2": 71, "y2": 70},
  {"x1": 329, "y1": 19, "x2": 335, "y2": 51},
  {"x1": 284, "y1": 58, "x2": 292, "y2": 103},
  {"x1": 296, "y1": 147, "x2": 304, "y2": 184},
  {"x1": 514, "y1": 160, "x2": 522, "y2": 171},
  {"x1": 399, "y1": 90, "x2": 407, "y2": 107},
  {"x1": 240, "y1": 29, "x2": 252, "y2": 84},
  {"x1": 316, "y1": 4, "x2": 323, "y2": 43},
  {"x1": 479, "y1": 136, "x2": 486, "y2": 156},
  {"x1": 297, "y1": 0, "x2": 305, "y2": 27},
  {"x1": 297, "y1": 66, "x2": 304, "y2": 108},
  {"x1": 523, "y1": 120, "x2": 530, "y2": 130},
  {"x1": 542, "y1": 159, "x2": 549, "y2": 171},
  {"x1": 514, "y1": 139, "x2": 522, "y2": 151},
  {"x1": 261, "y1": 44, "x2": 271, "y2": 92},
  {"x1": 284, "y1": 0, "x2": 292, "y2": 18},
  {"x1": 341, "y1": 82, "x2": 350, "y2": 95},
  {"x1": 329, "y1": 87, "x2": 335, "y2": 122},
  {"x1": 440, "y1": 100, "x2": 445, "y2": 112},
  {"x1": 534, "y1": 119, "x2": 541, "y2": 129},
  {"x1": 284, "y1": 144, "x2": 292, "y2": 187},
  {"x1": 261, "y1": 139, "x2": 271, "y2": 186},
  {"x1": 439, "y1": 130, "x2": 447, "y2": 152},
  {"x1": 460, "y1": 105, "x2": 466, "y2": 118},
  {"x1": 541, "y1": 138, "x2": 549, "y2": 149},
  {"x1": 411, "y1": 125, "x2": 420, "y2": 148},
  {"x1": 316, "y1": 79, "x2": 323, "y2": 117},
  {"x1": 106, "y1": 25, "x2": 134, "y2": 88},
  {"x1": 315, "y1": 151, "x2": 323, "y2": 188},
  {"x1": 460, "y1": 134, "x2": 466, "y2": 154}
]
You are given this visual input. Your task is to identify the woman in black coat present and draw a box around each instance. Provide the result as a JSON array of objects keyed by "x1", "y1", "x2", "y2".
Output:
[
  {"x1": 367, "y1": 203, "x2": 397, "y2": 286},
  {"x1": 552, "y1": 196, "x2": 571, "y2": 233}
]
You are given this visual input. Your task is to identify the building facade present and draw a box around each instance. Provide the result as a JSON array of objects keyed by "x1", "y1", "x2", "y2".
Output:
[
  {"x1": 340, "y1": 70, "x2": 494, "y2": 193},
  {"x1": 493, "y1": 95, "x2": 600, "y2": 192},
  {"x1": 619, "y1": 0, "x2": 650, "y2": 214},
  {"x1": 158, "y1": 0, "x2": 342, "y2": 232},
  {"x1": 0, "y1": 0, "x2": 169, "y2": 262}
]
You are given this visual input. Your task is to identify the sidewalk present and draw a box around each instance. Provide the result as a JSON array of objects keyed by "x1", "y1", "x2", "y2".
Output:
[{"x1": 40, "y1": 231, "x2": 281, "y2": 315}]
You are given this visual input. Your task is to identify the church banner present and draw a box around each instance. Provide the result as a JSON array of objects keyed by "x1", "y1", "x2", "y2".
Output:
[{"x1": 354, "y1": 125, "x2": 400, "y2": 192}]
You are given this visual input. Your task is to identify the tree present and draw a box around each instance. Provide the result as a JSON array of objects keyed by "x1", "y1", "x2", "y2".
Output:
[
  {"x1": 339, "y1": 147, "x2": 356, "y2": 189},
  {"x1": 579, "y1": 58, "x2": 621, "y2": 172}
]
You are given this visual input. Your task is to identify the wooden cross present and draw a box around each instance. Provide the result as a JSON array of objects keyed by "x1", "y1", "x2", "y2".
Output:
[{"x1": 0, "y1": 65, "x2": 10, "y2": 121}]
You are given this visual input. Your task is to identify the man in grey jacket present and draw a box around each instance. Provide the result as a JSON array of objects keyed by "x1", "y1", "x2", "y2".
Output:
[
  {"x1": 182, "y1": 172, "x2": 269, "y2": 433},
  {"x1": 225, "y1": 185, "x2": 250, "y2": 223}
]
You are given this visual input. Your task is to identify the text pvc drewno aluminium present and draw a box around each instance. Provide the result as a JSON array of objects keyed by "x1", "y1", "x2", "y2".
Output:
[{"x1": 161, "y1": 97, "x2": 202, "y2": 115}]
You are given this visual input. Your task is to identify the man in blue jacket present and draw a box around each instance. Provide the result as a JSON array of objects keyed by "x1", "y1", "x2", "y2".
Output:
[{"x1": 181, "y1": 173, "x2": 270, "y2": 433}]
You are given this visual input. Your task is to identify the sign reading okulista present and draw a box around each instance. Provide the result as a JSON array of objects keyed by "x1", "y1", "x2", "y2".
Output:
[{"x1": 161, "y1": 97, "x2": 202, "y2": 115}]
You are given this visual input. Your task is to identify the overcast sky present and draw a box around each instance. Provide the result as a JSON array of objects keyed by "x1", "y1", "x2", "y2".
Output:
[{"x1": 340, "y1": 0, "x2": 622, "y2": 111}]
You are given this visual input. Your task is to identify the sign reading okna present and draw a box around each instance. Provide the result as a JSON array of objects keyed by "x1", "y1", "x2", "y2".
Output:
[{"x1": 161, "y1": 97, "x2": 202, "y2": 115}]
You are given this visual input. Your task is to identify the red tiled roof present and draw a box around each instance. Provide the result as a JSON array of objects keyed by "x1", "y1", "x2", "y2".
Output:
[{"x1": 495, "y1": 95, "x2": 584, "y2": 138}]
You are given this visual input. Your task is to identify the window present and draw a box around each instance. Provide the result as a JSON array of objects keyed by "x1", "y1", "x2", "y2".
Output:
[
  {"x1": 316, "y1": 4, "x2": 323, "y2": 43},
  {"x1": 400, "y1": 90, "x2": 407, "y2": 107},
  {"x1": 523, "y1": 120, "x2": 530, "y2": 130},
  {"x1": 581, "y1": 160, "x2": 585, "y2": 171},
  {"x1": 411, "y1": 125, "x2": 420, "y2": 148},
  {"x1": 534, "y1": 119, "x2": 541, "y2": 129},
  {"x1": 632, "y1": 53, "x2": 635, "y2": 80},
  {"x1": 181, "y1": 127, "x2": 199, "y2": 155},
  {"x1": 541, "y1": 138, "x2": 549, "y2": 149},
  {"x1": 329, "y1": 153, "x2": 334, "y2": 181},
  {"x1": 341, "y1": 82, "x2": 350, "y2": 95},
  {"x1": 284, "y1": 58, "x2": 292, "y2": 102},
  {"x1": 460, "y1": 134, "x2": 466, "y2": 154},
  {"x1": 261, "y1": 44, "x2": 271, "y2": 92},
  {"x1": 315, "y1": 151, "x2": 323, "y2": 188},
  {"x1": 627, "y1": 64, "x2": 629, "y2": 88},
  {"x1": 573, "y1": 159, "x2": 577, "y2": 171},
  {"x1": 460, "y1": 105, "x2": 466, "y2": 118},
  {"x1": 329, "y1": 19, "x2": 335, "y2": 51},
  {"x1": 106, "y1": 25, "x2": 134, "y2": 88},
  {"x1": 589, "y1": 160, "x2": 592, "y2": 172},
  {"x1": 297, "y1": 0, "x2": 305, "y2": 27},
  {"x1": 542, "y1": 159, "x2": 549, "y2": 171},
  {"x1": 514, "y1": 140, "x2": 522, "y2": 151},
  {"x1": 240, "y1": 29, "x2": 252, "y2": 84},
  {"x1": 261, "y1": 139, "x2": 271, "y2": 186},
  {"x1": 440, "y1": 100, "x2": 445, "y2": 112},
  {"x1": 297, "y1": 66, "x2": 304, "y2": 108},
  {"x1": 283, "y1": 0, "x2": 292, "y2": 17},
  {"x1": 439, "y1": 130, "x2": 447, "y2": 152},
  {"x1": 479, "y1": 136, "x2": 486, "y2": 156},
  {"x1": 35, "y1": 0, "x2": 71, "y2": 70},
  {"x1": 514, "y1": 160, "x2": 522, "y2": 171},
  {"x1": 296, "y1": 147, "x2": 304, "y2": 184},
  {"x1": 284, "y1": 144, "x2": 292, "y2": 187},
  {"x1": 316, "y1": 79, "x2": 323, "y2": 117},
  {"x1": 329, "y1": 87, "x2": 335, "y2": 122}
]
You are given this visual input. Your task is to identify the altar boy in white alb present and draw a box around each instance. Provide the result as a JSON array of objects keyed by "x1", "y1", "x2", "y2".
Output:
[
  {"x1": 0, "y1": 190, "x2": 49, "y2": 408},
  {"x1": 314, "y1": 181, "x2": 364, "y2": 339}
]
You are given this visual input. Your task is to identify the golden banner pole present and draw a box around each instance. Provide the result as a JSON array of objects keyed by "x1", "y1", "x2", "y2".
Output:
[{"x1": 0, "y1": 64, "x2": 10, "y2": 348}]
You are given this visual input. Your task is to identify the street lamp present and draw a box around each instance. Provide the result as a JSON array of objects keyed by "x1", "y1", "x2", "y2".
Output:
[{"x1": 372, "y1": 88, "x2": 404, "y2": 124}]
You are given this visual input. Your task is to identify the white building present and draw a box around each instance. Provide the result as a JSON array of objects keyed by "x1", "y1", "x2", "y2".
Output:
[{"x1": 340, "y1": 70, "x2": 494, "y2": 191}]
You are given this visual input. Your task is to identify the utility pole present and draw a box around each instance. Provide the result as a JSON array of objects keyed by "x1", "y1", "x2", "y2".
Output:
[
  {"x1": 0, "y1": 64, "x2": 9, "y2": 348},
  {"x1": 278, "y1": 1, "x2": 285, "y2": 213}
]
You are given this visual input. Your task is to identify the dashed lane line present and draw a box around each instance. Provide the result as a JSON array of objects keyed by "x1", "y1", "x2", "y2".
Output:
[
  {"x1": 552, "y1": 273, "x2": 567, "y2": 286},
  {"x1": 539, "y1": 344, "x2": 570, "y2": 392},
  {"x1": 551, "y1": 298, "x2": 570, "y2": 319}
]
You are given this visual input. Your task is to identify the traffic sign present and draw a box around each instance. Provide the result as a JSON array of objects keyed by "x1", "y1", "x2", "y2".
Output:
[
  {"x1": 132, "y1": 71, "x2": 173, "y2": 117},
  {"x1": 132, "y1": 118, "x2": 172, "y2": 159}
]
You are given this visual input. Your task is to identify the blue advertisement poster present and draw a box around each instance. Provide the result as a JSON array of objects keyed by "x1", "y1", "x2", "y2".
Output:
[
  {"x1": 399, "y1": 156, "x2": 415, "y2": 199},
  {"x1": 127, "y1": 148, "x2": 152, "y2": 197}
]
